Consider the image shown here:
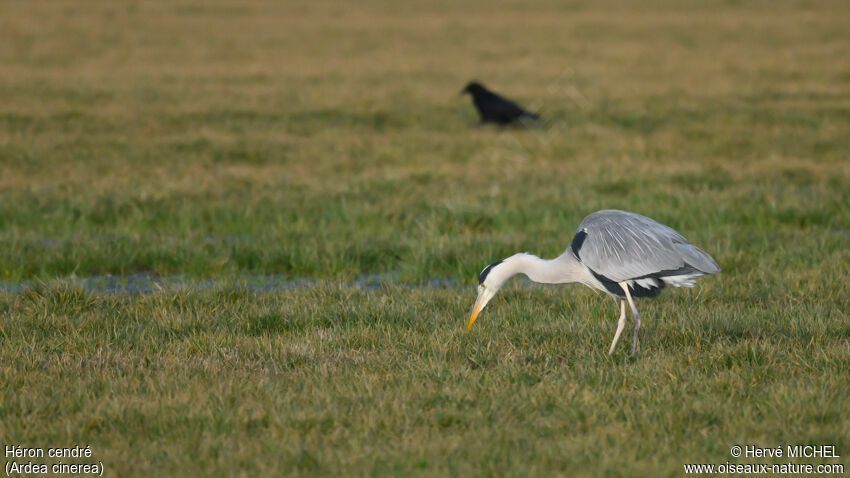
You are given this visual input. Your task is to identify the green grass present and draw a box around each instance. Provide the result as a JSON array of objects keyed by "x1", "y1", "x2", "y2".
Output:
[
  {"x1": 1, "y1": 283, "x2": 847, "y2": 476},
  {"x1": 1, "y1": 0, "x2": 849, "y2": 476}
]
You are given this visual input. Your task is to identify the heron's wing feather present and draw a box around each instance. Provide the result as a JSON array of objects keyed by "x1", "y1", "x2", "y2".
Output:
[
  {"x1": 671, "y1": 241, "x2": 721, "y2": 275},
  {"x1": 573, "y1": 210, "x2": 719, "y2": 282}
]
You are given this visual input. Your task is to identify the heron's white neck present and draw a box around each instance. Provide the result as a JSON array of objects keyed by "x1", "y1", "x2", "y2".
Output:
[{"x1": 497, "y1": 252, "x2": 594, "y2": 286}]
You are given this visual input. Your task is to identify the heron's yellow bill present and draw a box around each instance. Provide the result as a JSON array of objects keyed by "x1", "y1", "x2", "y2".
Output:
[{"x1": 466, "y1": 293, "x2": 487, "y2": 330}]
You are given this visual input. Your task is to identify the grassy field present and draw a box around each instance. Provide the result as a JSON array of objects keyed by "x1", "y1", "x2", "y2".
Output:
[{"x1": 1, "y1": 0, "x2": 849, "y2": 476}]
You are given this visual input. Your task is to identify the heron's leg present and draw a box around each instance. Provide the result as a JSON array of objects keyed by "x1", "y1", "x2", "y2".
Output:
[
  {"x1": 607, "y1": 299, "x2": 627, "y2": 355},
  {"x1": 619, "y1": 282, "x2": 641, "y2": 354}
]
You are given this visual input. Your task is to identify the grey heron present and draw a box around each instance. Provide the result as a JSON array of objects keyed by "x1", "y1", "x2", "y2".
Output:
[{"x1": 466, "y1": 209, "x2": 720, "y2": 354}]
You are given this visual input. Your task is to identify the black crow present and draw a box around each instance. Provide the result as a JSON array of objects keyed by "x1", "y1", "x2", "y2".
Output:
[{"x1": 461, "y1": 81, "x2": 540, "y2": 126}]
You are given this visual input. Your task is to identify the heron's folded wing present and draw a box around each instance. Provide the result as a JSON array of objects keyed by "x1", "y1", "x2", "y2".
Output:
[{"x1": 573, "y1": 210, "x2": 718, "y2": 283}]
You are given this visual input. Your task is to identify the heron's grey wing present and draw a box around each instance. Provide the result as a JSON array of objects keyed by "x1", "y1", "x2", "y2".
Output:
[{"x1": 571, "y1": 210, "x2": 720, "y2": 283}]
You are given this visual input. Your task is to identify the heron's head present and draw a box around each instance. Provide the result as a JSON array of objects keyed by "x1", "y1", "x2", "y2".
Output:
[
  {"x1": 461, "y1": 81, "x2": 486, "y2": 96},
  {"x1": 466, "y1": 258, "x2": 514, "y2": 330}
]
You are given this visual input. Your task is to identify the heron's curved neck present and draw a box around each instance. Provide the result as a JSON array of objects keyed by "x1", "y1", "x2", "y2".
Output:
[{"x1": 504, "y1": 252, "x2": 590, "y2": 285}]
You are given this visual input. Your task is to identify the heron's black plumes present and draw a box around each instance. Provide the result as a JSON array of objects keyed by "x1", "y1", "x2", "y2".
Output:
[
  {"x1": 570, "y1": 229, "x2": 588, "y2": 258},
  {"x1": 588, "y1": 269, "x2": 666, "y2": 298},
  {"x1": 478, "y1": 260, "x2": 504, "y2": 285}
]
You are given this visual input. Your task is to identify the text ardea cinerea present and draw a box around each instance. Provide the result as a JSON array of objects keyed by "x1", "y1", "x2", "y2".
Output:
[{"x1": 467, "y1": 209, "x2": 720, "y2": 354}]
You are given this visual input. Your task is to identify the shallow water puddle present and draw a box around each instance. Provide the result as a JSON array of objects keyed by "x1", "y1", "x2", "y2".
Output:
[{"x1": 0, "y1": 273, "x2": 463, "y2": 293}]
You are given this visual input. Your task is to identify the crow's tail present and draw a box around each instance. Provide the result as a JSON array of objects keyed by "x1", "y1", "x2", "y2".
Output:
[{"x1": 522, "y1": 111, "x2": 540, "y2": 120}]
